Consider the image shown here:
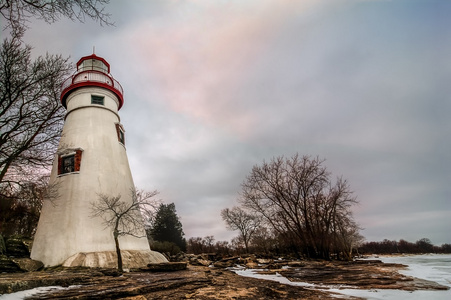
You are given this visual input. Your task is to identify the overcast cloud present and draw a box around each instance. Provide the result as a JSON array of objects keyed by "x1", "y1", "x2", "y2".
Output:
[{"x1": 14, "y1": 0, "x2": 451, "y2": 245}]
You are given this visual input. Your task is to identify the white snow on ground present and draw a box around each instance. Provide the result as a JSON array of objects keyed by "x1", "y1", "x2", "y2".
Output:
[
  {"x1": 234, "y1": 268, "x2": 316, "y2": 288},
  {"x1": 0, "y1": 286, "x2": 66, "y2": 300},
  {"x1": 378, "y1": 254, "x2": 451, "y2": 288},
  {"x1": 0, "y1": 285, "x2": 82, "y2": 300}
]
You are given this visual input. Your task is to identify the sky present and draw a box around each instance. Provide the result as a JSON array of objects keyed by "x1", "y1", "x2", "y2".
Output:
[{"x1": 6, "y1": 0, "x2": 451, "y2": 245}]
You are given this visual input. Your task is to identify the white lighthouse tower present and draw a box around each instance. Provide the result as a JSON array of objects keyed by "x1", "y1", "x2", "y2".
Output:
[{"x1": 31, "y1": 54, "x2": 166, "y2": 267}]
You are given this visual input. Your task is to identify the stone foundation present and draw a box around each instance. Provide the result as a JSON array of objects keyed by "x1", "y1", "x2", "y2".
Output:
[{"x1": 62, "y1": 250, "x2": 167, "y2": 268}]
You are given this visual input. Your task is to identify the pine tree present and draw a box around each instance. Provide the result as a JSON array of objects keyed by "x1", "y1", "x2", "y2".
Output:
[{"x1": 150, "y1": 203, "x2": 186, "y2": 251}]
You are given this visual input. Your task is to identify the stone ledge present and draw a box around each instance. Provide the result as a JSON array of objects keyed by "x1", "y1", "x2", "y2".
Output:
[
  {"x1": 62, "y1": 250, "x2": 168, "y2": 268},
  {"x1": 138, "y1": 262, "x2": 188, "y2": 272},
  {"x1": 0, "y1": 256, "x2": 44, "y2": 273}
]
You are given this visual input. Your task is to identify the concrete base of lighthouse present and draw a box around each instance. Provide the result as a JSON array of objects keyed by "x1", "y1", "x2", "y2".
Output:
[{"x1": 62, "y1": 250, "x2": 168, "y2": 269}]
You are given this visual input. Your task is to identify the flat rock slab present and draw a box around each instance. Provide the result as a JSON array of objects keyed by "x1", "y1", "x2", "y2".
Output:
[
  {"x1": 11, "y1": 258, "x2": 44, "y2": 272},
  {"x1": 0, "y1": 260, "x2": 448, "y2": 299},
  {"x1": 0, "y1": 256, "x2": 43, "y2": 273},
  {"x1": 0, "y1": 266, "x2": 335, "y2": 299},
  {"x1": 143, "y1": 262, "x2": 188, "y2": 271},
  {"x1": 277, "y1": 260, "x2": 449, "y2": 291}
]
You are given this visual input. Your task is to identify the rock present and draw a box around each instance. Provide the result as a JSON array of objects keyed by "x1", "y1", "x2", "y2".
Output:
[
  {"x1": 0, "y1": 265, "x2": 332, "y2": 299},
  {"x1": 11, "y1": 258, "x2": 44, "y2": 272},
  {"x1": 212, "y1": 261, "x2": 234, "y2": 268},
  {"x1": 0, "y1": 236, "x2": 41, "y2": 273},
  {"x1": 169, "y1": 252, "x2": 189, "y2": 262},
  {"x1": 287, "y1": 261, "x2": 305, "y2": 268},
  {"x1": 0, "y1": 261, "x2": 447, "y2": 299},
  {"x1": 267, "y1": 263, "x2": 284, "y2": 269},
  {"x1": 219, "y1": 256, "x2": 241, "y2": 262},
  {"x1": 0, "y1": 235, "x2": 6, "y2": 255},
  {"x1": 245, "y1": 261, "x2": 259, "y2": 269},
  {"x1": 0, "y1": 255, "x2": 22, "y2": 273},
  {"x1": 5, "y1": 237, "x2": 31, "y2": 258},
  {"x1": 99, "y1": 268, "x2": 122, "y2": 276},
  {"x1": 277, "y1": 259, "x2": 450, "y2": 291},
  {"x1": 188, "y1": 257, "x2": 211, "y2": 266},
  {"x1": 256, "y1": 258, "x2": 272, "y2": 264},
  {"x1": 143, "y1": 262, "x2": 187, "y2": 271},
  {"x1": 0, "y1": 256, "x2": 44, "y2": 273}
]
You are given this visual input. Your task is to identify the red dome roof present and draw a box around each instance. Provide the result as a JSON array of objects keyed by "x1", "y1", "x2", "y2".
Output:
[
  {"x1": 76, "y1": 54, "x2": 110, "y2": 73},
  {"x1": 60, "y1": 54, "x2": 124, "y2": 110}
]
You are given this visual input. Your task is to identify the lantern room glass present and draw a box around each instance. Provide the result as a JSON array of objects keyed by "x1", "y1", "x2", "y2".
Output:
[{"x1": 78, "y1": 58, "x2": 108, "y2": 73}]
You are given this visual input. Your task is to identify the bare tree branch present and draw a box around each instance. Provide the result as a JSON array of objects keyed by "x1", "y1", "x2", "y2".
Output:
[
  {"x1": 90, "y1": 188, "x2": 160, "y2": 272},
  {"x1": 1, "y1": 0, "x2": 113, "y2": 34},
  {"x1": 0, "y1": 173, "x2": 58, "y2": 236},
  {"x1": 238, "y1": 154, "x2": 360, "y2": 260},
  {"x1": 221, "y1": 206, "x2": 261, "y2": 253},
  {"x1": 0, "y1": 29, "x2": 72, "y2": 192}
]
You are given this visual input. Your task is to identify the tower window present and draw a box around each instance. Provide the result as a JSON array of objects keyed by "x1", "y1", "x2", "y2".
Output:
[
  {"x1": 91, "y1": 95, "x2": 104, "y2": 105},
  {"x1": 58, "y1": 149, "x2": 83, "y2": 175},
  {"x1": 115, "y1": 123, "x2": 125, "y2": 145},
  {"x1": 61, "y1": 155, "x2": 75, "y2": 174},
  {"x1": 119, "y1": 130, "x2": 125, "y2": 144}
]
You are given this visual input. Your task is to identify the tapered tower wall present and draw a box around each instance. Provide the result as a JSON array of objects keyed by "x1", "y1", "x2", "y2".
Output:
[{"x1": 31, "y1": 64, "x2": 154, "y2": 267}]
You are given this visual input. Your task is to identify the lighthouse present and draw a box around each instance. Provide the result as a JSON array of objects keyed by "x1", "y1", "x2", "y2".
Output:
[{"x1": 31, "y1": 54, "x2": 166, "y2": 267}]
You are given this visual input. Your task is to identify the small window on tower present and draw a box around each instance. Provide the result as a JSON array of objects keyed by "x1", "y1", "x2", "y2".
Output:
[
  {"x1": 61, "y1": 155, "x2": 75, "y2": 174},
  {"x1": 119, "y1": 130, "x2": 125, "y2": 144},
  {"x1": 115, "y1": 123, "x2": 125, "y2": 145},
  {"x1": 91, "y1": 95, "x2": 104, "y2": 105},
  {"x1": 58, "y1": 149, "x2": 83, "y2": 175}
]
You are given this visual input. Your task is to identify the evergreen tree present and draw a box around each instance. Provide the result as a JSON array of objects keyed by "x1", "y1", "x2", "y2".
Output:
[{"x1": 150, "y1": 203, "x2": 186, "y2": 251}]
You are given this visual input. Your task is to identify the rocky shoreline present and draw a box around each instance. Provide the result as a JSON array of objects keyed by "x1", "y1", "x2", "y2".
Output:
[{"x1": 0, "y1": 257, "x2": 448, "y2": 299}]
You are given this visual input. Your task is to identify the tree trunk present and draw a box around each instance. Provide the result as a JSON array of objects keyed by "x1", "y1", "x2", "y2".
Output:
[{"x1": 114, "y1": 229, "x2": 123, "y2": 272}]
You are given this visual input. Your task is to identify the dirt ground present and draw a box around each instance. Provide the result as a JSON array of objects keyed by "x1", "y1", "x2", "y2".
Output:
[{"x1": 0, "y1": 260, "x2": 448, "y2": 299}]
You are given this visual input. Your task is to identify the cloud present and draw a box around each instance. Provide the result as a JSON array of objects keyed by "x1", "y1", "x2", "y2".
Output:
[
  {"x1": 118, "y1": 0, "x2": 451, "y2": 243},
  {"x1": 18, "y1": 0, "x2": 451, "y2": 244},
  {"x1": 120, "y1": 0, "x2": 323, "y2": 136},
  {"x1": 360, "y1": 210, "x2": 451, "y2": 245}
]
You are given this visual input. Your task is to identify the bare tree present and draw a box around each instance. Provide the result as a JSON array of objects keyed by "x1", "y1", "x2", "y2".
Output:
[
  {"x1": 90, "y1": 188, "x2": 159, "y2": 272},
  {"x1": 249, "y1": 226, "x2": 275, "y2": 254},
  {"x1": 0, "y1": 30, "x2": 71, "y2": 193},
  {"x1": 203, "y1": 235, "x2": 215, "y2": 253},
  {"x1": 332, "y1": 215, "x2": 363, "y2": 260},
  {"x1": 1, "y1": 0, "x2": 112, "y2": 195},
  {"x1": 221, "y1": 206, "x2": 261, "y2": 253},
  {"x1": 239, "y1": 154, "x2": 359, "y2": 259},
  {"x1": 1, "y1": 0, "x2": 112, "y2": 33},
  {"x1": 186, "y1": 237, "x2": 204, "y2": 254},
  {"x1": 0, "y1": 174, "x2": 58, "y2": 236}
]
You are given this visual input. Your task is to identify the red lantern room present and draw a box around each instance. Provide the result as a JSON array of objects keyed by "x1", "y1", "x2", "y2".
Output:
[{"x1": 60, "y1": 54, "x2": 124, "y2": 110}]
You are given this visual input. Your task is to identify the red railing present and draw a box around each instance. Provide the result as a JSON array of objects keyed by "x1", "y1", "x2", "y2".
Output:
[
  {"x1": 61, "y1": 70, "x2": 123, "y2": 96},
  {"x1": 60, "y1": 69, "x2": 124, "y2": 109}
]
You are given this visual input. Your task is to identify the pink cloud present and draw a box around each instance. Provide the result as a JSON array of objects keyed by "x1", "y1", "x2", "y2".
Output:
[{"x1": 125, "y1": 1, "x2": 319, "y2": 137}]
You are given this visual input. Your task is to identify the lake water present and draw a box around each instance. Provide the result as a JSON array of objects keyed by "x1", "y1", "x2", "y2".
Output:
[{"x1": 235, "y1": 254, "x2": 451, "y2": 299}]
